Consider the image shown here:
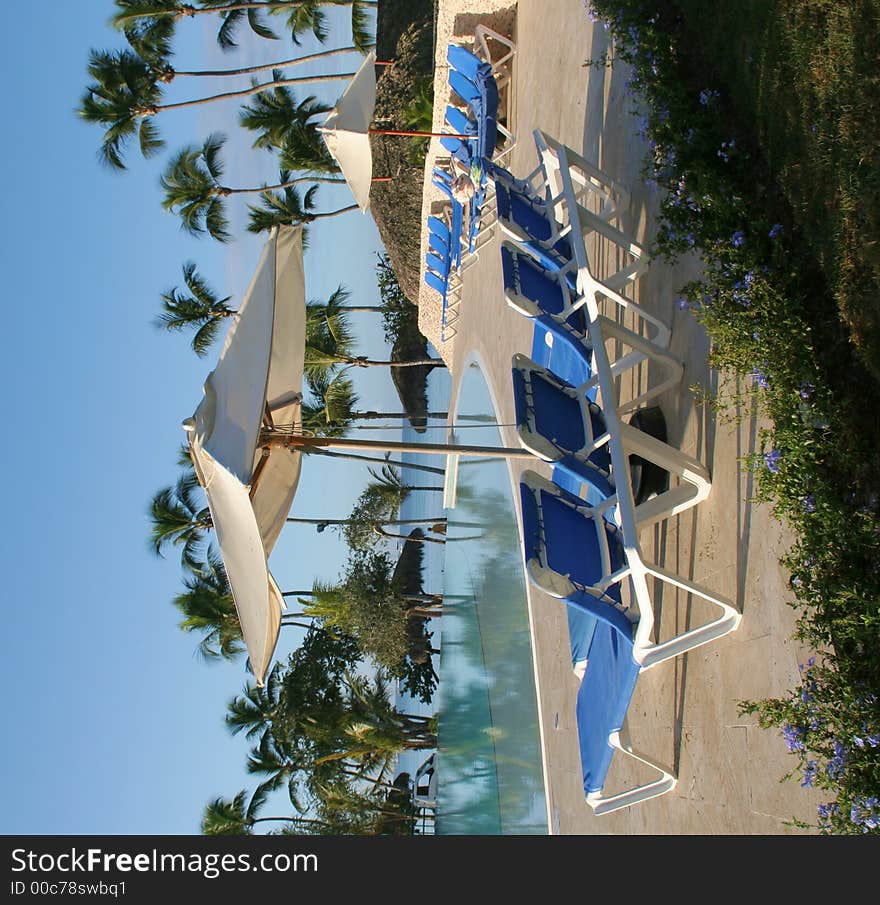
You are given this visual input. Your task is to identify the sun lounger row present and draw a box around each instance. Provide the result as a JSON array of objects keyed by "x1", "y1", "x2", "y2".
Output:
[
  {"x1": 495, "y1": 132, "x2": 742, "y2": 815},
  {"x1": 423, "y1": 39, "x2": 516, "y2": 337}
]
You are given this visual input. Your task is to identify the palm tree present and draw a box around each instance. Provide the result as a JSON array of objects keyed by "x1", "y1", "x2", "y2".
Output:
[
  {"x1": 201, "y1": 787, "x2": 338, "y2": 835},
  {"x1": 245, "y1": 176, "x2": 357, "y2": 237},
  {"x1": 147, "y1": 471, "x2": 211, "y2": 569},
  {"x1": 304, "y1": 291, "x2": 444, "y2": 375},
  {"x1": 154, "y1": 261, "x2": 237, "y2": 355},
  {"x1": 173, "y1": 550, "x2": 244, "y2": 660},
  {"x1": 112, "y1": 1, "x2": 377, "y2": 52},
  {"x1": 366, "y1": 463, "x2": 443, "y2": 501},
  {"x1": 239, "y1": 83, "x2": 333, "y2": 162},
  {"x1": 161, "y1": 136, "x2": 357, "y2": 240},
  {"x1": 301, "y1": 375, "x2": 447, "y2": 444},
  {"x1": 79, "y1": 57, "x2": 356, "y2": 171},
  {"x1": 226, "y1": 662, "x2": 286, "y2": 742}
]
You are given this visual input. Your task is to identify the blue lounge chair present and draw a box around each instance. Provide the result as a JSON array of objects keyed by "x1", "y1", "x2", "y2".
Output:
[
  {"x1": 423, "y1": 241, "x2": 461, "y2": 341},
  {"x1": 428, "y1": 214, "x2": 451, "y2": 243},
  {"x1": 518, "y1": 469, "x2": 741, "y2": 813},
  {"x1": 432, "y1": 176, "x2": 465, "y2": 271},
  {"x1": 428, "y1": 231, "x2": 449, "y2": 259},
  {"x1": 445, "y1": 104, "x2": 477, "y2": 137},
  {"x1": 447, "y1": 42, "x2": 484, "y2": 82},
  {"x1": 512, "y1": 354, "x2": 614, "y2": 500},
  {"x1": 495, "y1": 169, "x2": 649, "y2": 301},
  {"x1": 500, "y1": 239, "x2": 671, "y2": 349},
  {"x1": 449, "y1": 69, "x2": 481, "y2": 108},
  {"x1": 519, "y1": 468, "x2": 741, "y2": 671},
  {"x1": 529, "y1": 312, "x2": 593, "y2": 391},
  {"x1": 495, "y1": 180, "x2": 573, "y2": 271},
  {"x1": 512, "y1": 352, "x2": 713, "y2": 523}
]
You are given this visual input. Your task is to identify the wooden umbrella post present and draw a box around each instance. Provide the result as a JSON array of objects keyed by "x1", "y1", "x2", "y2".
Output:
[
  {"x1": 263, "y1": 432, "x2": 535, "y2": 460},
  {"x1": 368, "y1": 128, "x2": 472, "y2": 140}
]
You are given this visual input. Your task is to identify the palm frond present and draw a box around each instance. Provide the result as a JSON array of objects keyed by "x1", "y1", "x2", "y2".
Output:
[
  {"x1": 247, "y1": 7, "x2": 278, "y2": 41},
  {"x1": 137, "y1": 116, "x2": 164, "y2": 158},
  {"x1": 201, "y1": 131, "x2": 226, "y2": 180},
  {"x1": 216, "y1": 8, "x2": 244, "y2": 50},
  {"x1": 351, "y1": 2, "x2": 373, "y2": 54}
]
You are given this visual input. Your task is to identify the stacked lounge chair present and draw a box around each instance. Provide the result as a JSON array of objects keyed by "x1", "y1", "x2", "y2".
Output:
[{"x1": 499, "y1": 131, "x2": 742, "y2": 815}]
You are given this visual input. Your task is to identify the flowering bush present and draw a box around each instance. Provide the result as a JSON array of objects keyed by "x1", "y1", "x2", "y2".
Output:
[{"x1": 584, "y1": 0, "x2": 880, "y2": 832}]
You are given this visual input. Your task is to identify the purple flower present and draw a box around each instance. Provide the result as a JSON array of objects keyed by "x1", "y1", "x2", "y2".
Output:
[
  {"x1": 799, "y1": 382, "x2": 815, "y2": 399},
  {"x1": 763, "y1": 449, "x2": 781, "y2": 473},
  {"x1": 868, "y1": 735, "x2": 880, "y2": 748},
  {"x1": 732, "y1": 230, "x2": 746, "y2": 248},
  {"x1": 676, "y1": 297, "x2": 689, "y2": 310},
  {"x1": 782, "y1": 723, "x2": 806, "y2": 752},
  {"x1": 699, "y1": 88, "x2": 719, "y2": 106},
  {"x1": 768, "y1": 223, "x2": 783, "y2": 239},
  {"x1": 801, "y1": 760, "x2": 818, "y2": 787},
  {"x1": 817, "y1": 802, "x2": 838, "y2": 821},
  {"x1": 750, "y1": 367, "x2": 770, "y2": 389}
]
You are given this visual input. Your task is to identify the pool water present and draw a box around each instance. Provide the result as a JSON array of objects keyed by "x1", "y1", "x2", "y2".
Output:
[{"x1": 435, "y1": 361, "x2": 548, "y2": 834}]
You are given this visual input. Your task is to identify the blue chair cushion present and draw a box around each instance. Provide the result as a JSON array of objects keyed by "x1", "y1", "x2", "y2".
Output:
[
  {"x1": 425, "y1": 252, "x2": 448, "y2": 278},
  {"x1": 445, "y1": 104, "x2": 476, "y2": 136},
  {"x1": 449, "y1": 69, "x2": 480, "y2": 107},
  {"x1": 495, "y1": 184, "x2": 572, "y2": 266},
  {"x1": 428, "y1": 232, "x2": 449, "y2": 258},
  {"x1": 537, "y1": 487, "x2": 622, "y2": 602},
  {"x1": 567, "y1": 606, "x2": 597, "y2": 668},
  {"x1": 576, "y1": 620, "x2": 641, "y2": 793},
  {"x1": 424, "y1": 269, "x2": 447, "y2": 298},
  {"x1": 447, "y1": 43, "x2": 483, "y2": 82},
  {"x1": 530, "y1": 314, "x2": 594, "y2": 392},
  {"x1": 428, "y1": 215, "x2": 450, "y2": 245}
]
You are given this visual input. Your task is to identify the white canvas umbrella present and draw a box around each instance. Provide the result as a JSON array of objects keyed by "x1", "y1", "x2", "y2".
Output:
[
  {"x1": 181, "y1": 226, "x2": 533, "y2": 685},
  {"x1": 318, "y1": 50, "x2": 378, "y2": 213},
  {"x1": 183, "y1": 225, "x2": 306, "y2": 685},
  {"x1": 318, "y1": 52, "x2": 469, "y2": 213}
]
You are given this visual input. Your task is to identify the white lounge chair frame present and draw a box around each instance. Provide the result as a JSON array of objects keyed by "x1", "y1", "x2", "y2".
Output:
[
  {"x1": 521, "y1": 470, "x2": 741, "y2": 670},
  {"x1": 501, "y1": 238, "x2": 670, "y2": 348},
  {"x1": 513, "y1": 354, "x2": 708, "y2": 524}
]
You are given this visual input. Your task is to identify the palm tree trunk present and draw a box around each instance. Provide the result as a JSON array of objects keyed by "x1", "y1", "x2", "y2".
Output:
[
  {"x1": 117, "y1": 2, "x2": 378, "y2": 27},
  {"x1": 352, "y1": 411, "x2": 448, "y2": 421},
  {"x1": 307, "y1": 448, "x2": 446, "y2": 475},
  {"x1": 310, "y1": 204, "x2": 361, "y2": 219},
  {"x1": 285, "y1": 516, "x2": 446, "y2": 527},
  {"x1": 173, "y1": 45, "x2": 365, "y2": 79},
  {"x1": 347, "y1": 356, "x2": 446, "y2": 368},
  {"x1": 149, "y1": 71, "x2": 359, "y2": 116},
  {"x1": 222, "y1": 175, "x2": 346, "y2": 194},
  {"x1": 407, "y1": 607, "x2": 443, "y2": 619},
  {"x1": 373, "y1": 526, "x2": 445, "y2": 544}
]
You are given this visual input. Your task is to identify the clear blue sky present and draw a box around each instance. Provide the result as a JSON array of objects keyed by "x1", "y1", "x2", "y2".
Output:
[{"x1": 0, "y1": 3, "x2": 404, "y2": 834}]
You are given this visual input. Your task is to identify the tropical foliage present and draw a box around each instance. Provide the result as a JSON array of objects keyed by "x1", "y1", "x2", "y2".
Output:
[{"x1": 585, "y1": 0, "x2": 880, "y2": 833}]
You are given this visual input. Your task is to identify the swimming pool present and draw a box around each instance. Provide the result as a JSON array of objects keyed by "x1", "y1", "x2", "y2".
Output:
[{"x1": 434, "y1": 360, "x2": 548, "y2": 834}]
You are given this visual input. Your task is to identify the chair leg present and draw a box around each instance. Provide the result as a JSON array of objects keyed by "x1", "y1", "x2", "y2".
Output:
[
  {"x1": 631, "y1": 562, "x2": 742, "y2": 669},
  {"x1": 618, "y1": 422, "x2": 712, "y2": 527},
  {"x1": 586, "y1": 728, "x2": 677, "y2": 815}
]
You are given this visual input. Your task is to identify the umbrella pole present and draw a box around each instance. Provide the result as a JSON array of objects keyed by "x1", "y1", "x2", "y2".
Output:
[
  {"x1": 266, "y1": 433, "x2": 535, "y2": 459},
  {"x1": 368, "y1": 128, "x2": 472, "y2": 140}
]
